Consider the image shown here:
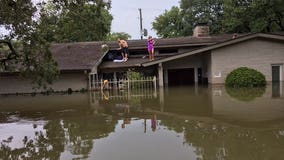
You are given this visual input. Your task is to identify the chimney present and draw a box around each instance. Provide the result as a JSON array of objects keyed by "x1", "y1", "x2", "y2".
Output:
[{"x1": 193, "y1": 23, "x2": 209, "y2": 37}]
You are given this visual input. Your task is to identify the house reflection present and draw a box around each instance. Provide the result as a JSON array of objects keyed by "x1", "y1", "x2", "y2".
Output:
[
  {"x1": 90, "y1": 82, "x2": 284, "y2": 124},
  {"x1": 212, "y1": 84, "x2": 284, "y2": 123},
  {"x1": 89, "y1": 87, "x2": 159, "y2": 117}
]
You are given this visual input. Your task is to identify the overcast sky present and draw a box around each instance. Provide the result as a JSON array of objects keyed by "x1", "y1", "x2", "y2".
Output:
[{"x1": 110, "y1": 0, "x2": 180, "y2": 39}]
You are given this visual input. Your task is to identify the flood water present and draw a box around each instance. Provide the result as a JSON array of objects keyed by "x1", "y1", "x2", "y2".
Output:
[{"x1": 0, "y1": 83, "x2": 284, "y2": 160}]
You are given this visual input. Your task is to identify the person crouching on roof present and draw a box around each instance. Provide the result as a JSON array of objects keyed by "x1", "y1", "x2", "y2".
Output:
[{"x1": 117, "y1": 38, "x2": 129, "y2": 62}]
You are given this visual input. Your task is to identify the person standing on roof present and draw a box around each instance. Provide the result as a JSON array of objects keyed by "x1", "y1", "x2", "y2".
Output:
[
  {"x1": 117, "y1": 38, "x2": 129, "y2": 62},
  {"x1": 147, "y1": 36, "x2": 155, "y2": 61}
]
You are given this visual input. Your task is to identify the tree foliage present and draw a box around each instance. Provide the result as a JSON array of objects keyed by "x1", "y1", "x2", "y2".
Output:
[
  {"x1": 152, "y1": 7, "x2": 184, "y2": 38},
  {"x1": 223, "y1": 0, "x2": 284, "y2": 33},
  {"x1": 0, "y1": 0, "x2": 113, "y2": 89},
  {"x1": 106, "y1": 32, "x2": 131, "y2": 41},
  {"x1": 39, "y1": 0, "x2": 113, "y2": 42},
  {"x1": 152, "y1": 0, "x2": 284, "y2": 38},
  {"x1": 179, "y1": 0, "x2": 224, "y2": 35},
  {"x1": 0, "y1": 0, "x2": 59, "y2": 89},
  {"x1": 0, "y1": 0, "x2": 36, "y2": 39}
]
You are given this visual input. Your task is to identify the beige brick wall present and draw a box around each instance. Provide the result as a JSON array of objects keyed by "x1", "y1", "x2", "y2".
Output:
[
  {"x1": 0, "y1": 73, "x2": 88, "y2": 94},
  {"x1": 211, "y1": 39, "x2": 284, "y2": 84}
]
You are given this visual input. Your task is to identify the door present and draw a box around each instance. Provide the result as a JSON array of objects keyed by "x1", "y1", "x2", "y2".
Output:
[
  {"x1": 272, "y1": 65, "x2": 281, "y2": 82},
  {"x1": 272, "y1": 65, "x2": 282, "y2": 97}
]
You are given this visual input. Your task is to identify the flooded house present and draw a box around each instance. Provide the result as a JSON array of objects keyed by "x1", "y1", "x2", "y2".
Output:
[
  {"x1": 144, "y1": 32, "x2": 284, "y2": 87},
  {"x1": 1, "y1": 24, "x2": 284, "y2": 94}
]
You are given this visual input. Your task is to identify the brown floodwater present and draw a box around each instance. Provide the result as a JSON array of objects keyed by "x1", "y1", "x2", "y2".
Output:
[{"x1": 0, "y1": 83, "x2": 284, "y2": 160}]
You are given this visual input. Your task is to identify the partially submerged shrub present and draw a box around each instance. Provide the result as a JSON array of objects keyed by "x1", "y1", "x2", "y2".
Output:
[{"x1": 225, "y1": 67, "x2": 266, "y2": 88}]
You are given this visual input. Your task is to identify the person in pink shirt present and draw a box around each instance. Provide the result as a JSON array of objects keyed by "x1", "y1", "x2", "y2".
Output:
[{"x1": 147, "y1": 36, "x2": 155, "y2": 61}]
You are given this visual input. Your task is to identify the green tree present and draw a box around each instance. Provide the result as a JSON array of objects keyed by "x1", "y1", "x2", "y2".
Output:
[
  {"x1": 152, "y1": 0, "x2": 284, "y2": 37},
  {"x1": 106, "y1": 32, "x2": 131, "y2": 41},
  {"x1": 0, "y1": 0, "x2": 113, "y2": 89},
  {"x1": 153, "y1": 0, "x2": 224, "y2": 38},
  {"x1": 180, "y1": 0, "x2": 224, "y2": 34},
  {"x1": 223, "y1": 0, "x2": 284, "y2": 33},
  {"x1": 0, "y1": 0, "x2": 59, "y2": 89},
  {"x1": 39, "y1": 0, "x2": 113, "y2": 42},
  {"x1": 0, "y1": 0, "x2": 36, "y2": 39},
  {"x1": 152, "y1": 7, "x2": 184, "y2": 38}
]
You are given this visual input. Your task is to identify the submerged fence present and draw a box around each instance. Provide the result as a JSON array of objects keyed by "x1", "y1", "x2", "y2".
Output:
[
  {"x1": 90, "y1": 76, "x2": 157, "y2": 91},
  {"x1": 89, "y1": 76, "x2": 157, "y2": 103}
]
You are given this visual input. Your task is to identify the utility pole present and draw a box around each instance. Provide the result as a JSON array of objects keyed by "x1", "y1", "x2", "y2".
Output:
[{"x1": 138, "y1": 8, "x2": 143, "y2": 40}]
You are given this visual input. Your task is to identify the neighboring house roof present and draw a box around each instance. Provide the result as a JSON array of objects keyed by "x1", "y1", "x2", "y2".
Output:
[
  {"x1": 142, "y1": 33, "x2": 284, "y2": 67},
  {"x1": 99, "y1": 34, "x2": 240, "y2": 69},
  {"x1": 50, "y1": 33, "x2": 257, "y2": 71},
  {"x1": 51, "y1": 41, "x2": 105, "y2": 71},
  {"x1": 105, "y1": 34, "x2": 239, "y2": 50}
]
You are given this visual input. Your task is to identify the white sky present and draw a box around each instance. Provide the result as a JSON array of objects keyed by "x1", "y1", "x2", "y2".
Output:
[{"x1": 110, "y1": 0, "x2": 180, "y2": 39}]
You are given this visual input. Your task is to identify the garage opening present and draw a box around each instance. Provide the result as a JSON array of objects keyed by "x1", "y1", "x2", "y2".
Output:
[{"x1": 168, "y1": 68, "x2": 195, "y2": 86}]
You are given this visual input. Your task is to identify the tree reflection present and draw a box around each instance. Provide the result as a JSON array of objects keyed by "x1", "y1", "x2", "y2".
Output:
[
  {"x1": 0, "y1": 112, "x2": 116, "y2": 159},
  {"x1": 160, "y1": 117, "x2": 284, "y2": 160},
  {"x1": 0, "y1": 122, "x2": 64, "y2": 160},
  {"x1": 62, "y1": 114, "x2": 116, "y2": 158}
]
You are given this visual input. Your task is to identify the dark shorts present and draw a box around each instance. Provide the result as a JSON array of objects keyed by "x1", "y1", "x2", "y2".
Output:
[{"x1": 122, "y1": 47, "x2": 129, "y2": 55}]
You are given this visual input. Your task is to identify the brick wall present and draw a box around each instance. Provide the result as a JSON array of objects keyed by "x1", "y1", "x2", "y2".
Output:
[{"x1": 211, "y1": 39, "x2": 284, "y2": 84}]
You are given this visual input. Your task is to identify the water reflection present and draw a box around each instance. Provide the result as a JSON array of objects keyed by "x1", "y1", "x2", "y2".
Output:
[
  {"x1": 0, "y1": 84, "x2": 284, "y2": 159},
  {"x1": 272, "y1": 81, "x2": 283, "y2": 98},
  {"x1": 225, "y1": 86, "x2": 266, "y2": 101},
  {"x1": 212, "y1": 84, "x2": 284, "y2": 123}
]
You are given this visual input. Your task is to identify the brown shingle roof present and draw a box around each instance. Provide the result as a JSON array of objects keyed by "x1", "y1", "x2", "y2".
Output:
[
  {"x1": 50, "y1": 33, "x2": 244, "y2": 71},
  {"x1": 105, "y1": 34, "x2": 238, "y2": 49},
  {"x1": 51, "y1": 41, "x2": 104, "y2": 71}
]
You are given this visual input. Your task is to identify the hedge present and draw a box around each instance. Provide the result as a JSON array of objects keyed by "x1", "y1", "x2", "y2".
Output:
[{"x1": 225, "y1": 67, "x2": 266, "y2": 88}]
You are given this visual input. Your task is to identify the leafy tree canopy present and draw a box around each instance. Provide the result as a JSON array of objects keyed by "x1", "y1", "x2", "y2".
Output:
[
  {"x1": 39, "y1": 0, "x2": 113, "y2": 43},
  {"x1": 0, "y1": 0, "x2": 113, "y2": 89},
  {"x1": 152, "y1": 6, "x2": 184, "y2": 38},
  {"x1": 106, "y1": 32, "x2": 131, "y2": 41},
  {"x1": 152, "y1": 0, "x2": 284, "y2": 38}
]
